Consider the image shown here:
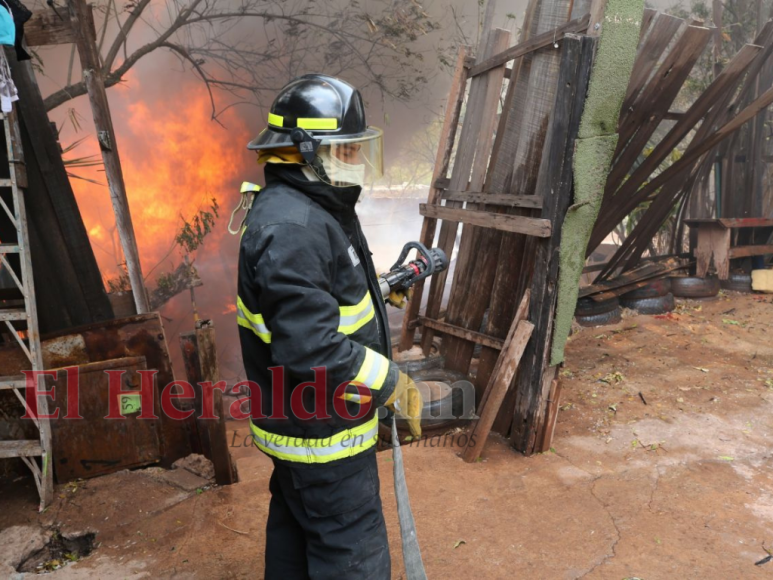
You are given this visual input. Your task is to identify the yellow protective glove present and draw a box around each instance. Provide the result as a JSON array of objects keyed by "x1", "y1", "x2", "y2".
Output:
[
  {"x1": 386, "y1": 286, "x2": 414, "y2": 309},
  {"x1": 385, "y1": 371, "x2": 423, "y2": 438}
]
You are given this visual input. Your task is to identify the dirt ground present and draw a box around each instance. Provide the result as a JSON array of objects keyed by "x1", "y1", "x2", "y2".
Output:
[{"x1": 3, "y1": 291, "x2": 773, "y2": 579}]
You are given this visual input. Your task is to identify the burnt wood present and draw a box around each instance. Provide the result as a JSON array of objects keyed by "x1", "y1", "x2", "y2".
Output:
[{"x1": 510, "y1": 34, "x2": 596, "y2": 455}]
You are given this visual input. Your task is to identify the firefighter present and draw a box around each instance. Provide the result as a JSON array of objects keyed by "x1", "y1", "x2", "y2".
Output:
[{"x1": 236, "y1": 74, "x2": 422, "y2": 579}]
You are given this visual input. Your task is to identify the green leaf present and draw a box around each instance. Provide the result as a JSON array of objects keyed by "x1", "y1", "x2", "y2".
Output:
[{"x1": 718, "y1": 456, "x2": 734, "y2": 461}]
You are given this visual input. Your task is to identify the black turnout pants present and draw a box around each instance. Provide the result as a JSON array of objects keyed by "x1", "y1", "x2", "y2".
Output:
[{"x1": 264, "y1": 453, "x2": 391, "y2": 580}]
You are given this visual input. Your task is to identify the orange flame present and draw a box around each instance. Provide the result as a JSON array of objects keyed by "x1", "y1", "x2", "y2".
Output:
[{"x1": 69, "y1": 80, "x2": 253, "y2": 280}]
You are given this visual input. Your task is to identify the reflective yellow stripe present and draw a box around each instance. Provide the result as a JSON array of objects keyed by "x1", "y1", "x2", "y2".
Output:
[
  {"x1": 250, "y1": 416, "x2": 379, "y2": 464},
  {"x1": 338, "y1": 293, "x2": 375, "y2": 335},
  {"x1": 241, "y1": 181, "x2": 261, "y2": 193},
  {"x1": 267, "y1": 114, "x2": 338, "y2": 131},
  {"x1": 236, "y1": 296, "x2": 272, "y2": 343},
  {"x1": 297, "y1": 118, "x2": 338, "y2": 130},
  {"x1": 352, "y1": 347, "x2": 389, "y2": 392},
  {"x1": 268, "y1": 112, "x2": 283, "y2": 127}
]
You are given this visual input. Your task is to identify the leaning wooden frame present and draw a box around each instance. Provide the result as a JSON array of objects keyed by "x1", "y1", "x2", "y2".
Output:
[{"x1": 398, "y1": 4, "x2": 598, "y2": 455}]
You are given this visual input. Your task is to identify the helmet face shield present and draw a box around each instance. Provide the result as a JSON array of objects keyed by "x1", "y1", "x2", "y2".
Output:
[{"x1": 318, "y1": 127, "x2": 384, "y2": 188}]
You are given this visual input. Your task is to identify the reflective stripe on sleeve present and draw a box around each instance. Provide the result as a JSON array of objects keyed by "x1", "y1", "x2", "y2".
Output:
[
  {"x1": 250, "y1": 416, "x2": 379, "y2": 464},
  {"x1": 338, "y1": 293, "x2": 375, "y2": 335},
  {"x1": 352, "y1": 347, "x2": 390, "y2": 392},
  {"x1": 236, "y1": 296, "x2": 272, "y2": 343}
]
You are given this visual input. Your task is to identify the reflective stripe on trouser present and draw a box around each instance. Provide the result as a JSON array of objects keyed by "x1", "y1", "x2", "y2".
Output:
[
  {"x1": 250, "y1": 416, "x2": 379, "y2": 464},
  {"x1": 237, "y1": 296, "x2": 272, "y2": 343}
]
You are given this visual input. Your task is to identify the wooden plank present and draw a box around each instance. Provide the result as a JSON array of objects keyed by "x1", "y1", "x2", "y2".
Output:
[
  {"x1": 451, "y1": 0, "x2": 541, "y2": 398},
  {"x1": 25, "y1": 9, "x2": 77, "y2": 46},
  {"x1": 462, "y1": 319, "x2": 534, "y2": 463},
  {"x1": 620, "y1": 13, "x2": 685, "y2": 126},
  {"x1": 438, "y1": 27, "x2": 515, "y2": 373},
  {"x1": 579, "y1": 260, "x2": 675, "y2": 297},
  {"x1": 597, "y1": 41, "x2": 773, "y2": 272},
  {"x1": 419, "y1": 204, "x2": 552, "y2": 237},
  {"x1": 593, "y1": 27, "x2": 773, "y2": 273},
  {"x1": 477, "y1": 290, "x2": 531, "y2": 414},
  {"x1": 419, "y1": 29, "x2": 510, "y2": 355},
  {"x1": 638, "y1": 8, "x2": 658, "y2": 42},
  {"x1": 0, "y1": 440, "x2": 42, "y2": 458},
  {"x1": 719, "y1": 217, "x2": 773, "y2": 228},
  {"x1": 510, "y1": 35, "x2": 597, "y2": 453},
  {"x1": 440, "y1": 190, "x2": 544, "y2": 209},
  {"x1": 398, "y1": 47, "x2": 469, "y2": 351},
  {"x1": 729, "y1": 244, "x2": 773, "y2": 258},
  {"x1": 417, "y1": 317, "x2": 504, "y2": 350},
  {"x1": 468, "y1": 15, "x2": 590, "y2": 77},
  {"x1": 609, "y1": 44, "x2": 761, "y2": 207},
  {"x1": 611, "y1": 26, "x2": 712, "y2": 190},
  {"x1": 466, "y1": 0, "x2": 578, "y2": 394},
  {"x1": 452, "y1": 6, "x2": 538, "y2": 394},
  {"x1": 615, "y1": 83, "x2": 773, "y2": 224},
  {"x1": 536, "y1": 376, "x2": 561, "y2": 453}
]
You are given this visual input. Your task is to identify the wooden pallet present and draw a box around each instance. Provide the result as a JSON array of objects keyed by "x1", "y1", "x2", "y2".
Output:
[{"x1": 399, "y1": 10, "x2": 596, "y2": 454}]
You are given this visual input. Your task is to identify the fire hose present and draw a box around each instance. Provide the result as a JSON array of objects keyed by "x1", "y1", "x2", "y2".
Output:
[{"x1": 378, "y1": 242, "x2": 448, "y2": 580}]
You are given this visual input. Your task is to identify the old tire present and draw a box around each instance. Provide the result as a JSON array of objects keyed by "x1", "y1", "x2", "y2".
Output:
[
  {"x1": 670, "y1": 276, "x2": 720, "y2": 298},
  {"x1": 621, "y1": 278, "x2": 671, "y2": 300},
  {"x1": 392, "y1": 335, "x2": 445, "y2": 373},
  {"x1": 621, "y1": 293, "x2": 675, "y2": 314},
  {"x1": 411, "y1": 368, "x2": 472, "y2": 426},
  {"x1": 720, "y1": 271, "x2": 753, "y2": 293},
  {"x1": 391, "y1": 368, "x2": 474, "y2": 434},
  {"x1": 575, "y1": 296, "x2": 620, "y2": 317},
  {"x1": 575, "y1": 306, "x2": 622, "y2": 327}
]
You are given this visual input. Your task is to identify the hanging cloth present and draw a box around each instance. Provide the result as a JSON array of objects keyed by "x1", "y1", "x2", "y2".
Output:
[
  {"x1": 4, "y1": 0, "x2": 30, "y2": 61},
  {"x1": 0, "y1": 0, "x2": 15, "y2": 47},
  {"x1": 0, "y1": 41, "x2": 19, "y2": 112}
]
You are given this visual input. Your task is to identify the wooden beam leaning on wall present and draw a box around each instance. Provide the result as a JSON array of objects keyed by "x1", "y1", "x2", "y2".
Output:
[{"x1": 509, "y1": 34, "x2": 597, "y2": 455}]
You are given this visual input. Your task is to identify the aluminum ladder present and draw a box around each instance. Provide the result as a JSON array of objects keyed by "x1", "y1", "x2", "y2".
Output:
[{"x1": 0, "y1": 105, "x2": 53, "y2": 510}]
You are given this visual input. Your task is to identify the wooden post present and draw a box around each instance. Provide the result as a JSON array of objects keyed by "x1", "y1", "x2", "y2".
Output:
[
  {"x1": 195, "y1": 321, "x2": 238, "y2": 485},
  {"x1": 180, "y1": 324, "x2": 237, "y2": 485},
  {"x1": 68, "y1": 0, "x2": 150, "y2": 313}
]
